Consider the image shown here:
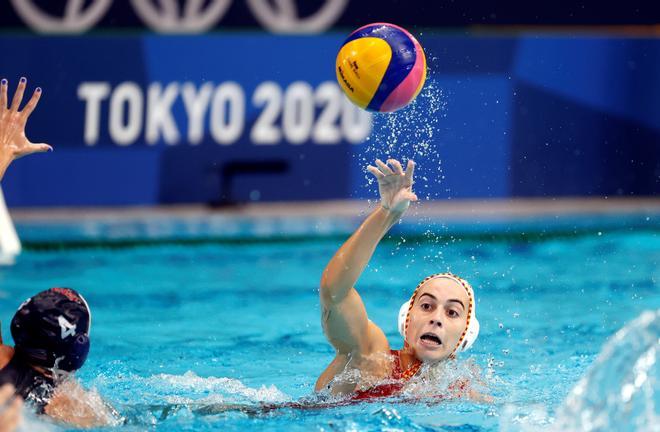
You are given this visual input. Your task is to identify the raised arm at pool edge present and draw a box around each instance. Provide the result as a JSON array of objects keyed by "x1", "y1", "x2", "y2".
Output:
[{"x1": 0, "y1": 77, "x2": 52, "y2": 182}]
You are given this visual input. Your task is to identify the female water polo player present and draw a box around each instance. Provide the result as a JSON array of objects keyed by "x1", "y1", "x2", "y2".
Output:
[
  {"x1": 316, "y1": 158, "x2": 485, "y2": 400},
  {"x1": 0, "y1": 78, "x2": 115, "y2": 427}
]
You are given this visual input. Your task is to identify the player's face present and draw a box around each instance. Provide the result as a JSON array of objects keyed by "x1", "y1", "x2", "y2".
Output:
[{"x1": 405, "y1": 278, "x2": 470, "y2": 362}]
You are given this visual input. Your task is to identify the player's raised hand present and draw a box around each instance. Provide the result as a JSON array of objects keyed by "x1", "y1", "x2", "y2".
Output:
[
  {"x1": 367, "y1": 158, "x2": 417, "y2": 214},
  {"x1": 0, "y1": 77, "x2": 52, "y2": 164}
]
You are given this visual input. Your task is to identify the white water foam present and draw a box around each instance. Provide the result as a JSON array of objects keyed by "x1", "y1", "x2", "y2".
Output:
[
  {"x1": 92, "y1": 369, "x2": 290, "y2": 406},
  {"x1": 145, "y1": 371, "x2": 290, "y2": 404}
]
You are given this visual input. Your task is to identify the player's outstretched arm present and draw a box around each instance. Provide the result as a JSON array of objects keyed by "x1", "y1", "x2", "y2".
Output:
[{"x1": 319, "y1": 159, "x2": 417, "y2": 357}]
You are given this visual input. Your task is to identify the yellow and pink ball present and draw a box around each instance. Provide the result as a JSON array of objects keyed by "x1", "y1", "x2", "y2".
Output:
[{"x1": 336, "y1": 23, "x2": 427, "y2": 113}]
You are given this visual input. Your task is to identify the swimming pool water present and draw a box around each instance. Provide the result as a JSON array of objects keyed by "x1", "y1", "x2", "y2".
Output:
[{"x1": 1, "y1": 215, "x2": 658, "y2": 431}]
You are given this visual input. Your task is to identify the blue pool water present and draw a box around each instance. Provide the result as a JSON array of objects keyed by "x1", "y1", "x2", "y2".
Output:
[{"x1": 1, "y1": 213, "x2": 658, "y2": 431}]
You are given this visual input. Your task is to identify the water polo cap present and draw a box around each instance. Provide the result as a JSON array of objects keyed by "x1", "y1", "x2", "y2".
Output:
[
  {"x1": 397, "y1": 273, "x2": 479, "y2": 355},
  {"x1": 11, "y1": 288, "x2": 91, "y2": 372}
]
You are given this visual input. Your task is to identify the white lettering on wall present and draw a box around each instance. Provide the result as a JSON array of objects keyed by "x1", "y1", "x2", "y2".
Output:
[
  {"x1": 210, "y1": 82, "x2": 245, "y2": 145},
  {"x1": 181, "y1": 82, "x2": 214, "y2": 145},
  {"x1": 77, "y1": 82, "x2": 110, "y2": 146},
  {"x1": 282, "y1": 81, "x2": 314, "y2": 145},
  {"x1": 251, "y1": 81, "x2": 282, "y2": 145},
  {"x1": 108, "y1": 82, "x2": 143, "y2": 146},
  {"x1": 146, "y1": 82, "x2": 180, "y2": 145},
  {"x1": 77, "y1": 80, "x2": 371, "y2": 146}
]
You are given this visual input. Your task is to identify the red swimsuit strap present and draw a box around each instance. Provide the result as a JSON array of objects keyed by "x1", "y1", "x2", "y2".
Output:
[{"x1": 390, "y1": 349, "x2": 422, "y2": 380}]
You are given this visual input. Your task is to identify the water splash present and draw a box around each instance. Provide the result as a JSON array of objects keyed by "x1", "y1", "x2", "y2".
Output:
[
  {"x1": 552, "y1": 309, "x2": 659, "y2": 432},
  {"x1": 145, "y1": 371, "x2": 290, "y2": 405},
  {"x1": 357, "y1": 54, "x2": 446, "y2": 197},
  {"x1": 92, "y1": 370, "x2": 290, "y2": 426},
  {"x1": 36, "y1": 377, "x2": 122, "y2": 428},
  {"x1": 16, "y1": 410, "x2": 60, "y2": 432},
  {"x1": 404, "y1": 357, "x2": 490, "y2": 400},
  {"x1": 501, "y1": 309, "x2": 660, "y2": 432},
  {"x1": 93, "y1": 369, "x2": 290, "y2": 406},
  {"x1": 363, "y1": 78, "x2": 447, "y2": 161},
  {"x1": 356, "y1": 58, "x2": 455, "y2": 278},
  {"x1": 360, "y1": 72, "x2": 448, "y2": 201},
  {"x1": 322, "y1": 350, "x2": 491, "y2": 403}
]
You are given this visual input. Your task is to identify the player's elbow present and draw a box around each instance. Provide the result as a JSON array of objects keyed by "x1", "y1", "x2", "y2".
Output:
[
  {"x1": 319, "y1": 281, "x2": 336, "y2": 305},
  {"x1": 319, "y1": 274, "x2": 347, "y2": 305},
  {"x1": 319, "y1": 272, "x2": 333, "y2": 301}
]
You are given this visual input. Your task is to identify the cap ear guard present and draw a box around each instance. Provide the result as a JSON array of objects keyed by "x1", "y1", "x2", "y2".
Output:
[
  {"x1": 460, "y1": 315, "x2": 479, "y2": 352},
  {"x1": 398, "y1": 300, "x2": 411, "y2": 338}
]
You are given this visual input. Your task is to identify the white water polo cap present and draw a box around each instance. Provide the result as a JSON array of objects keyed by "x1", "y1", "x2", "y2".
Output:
[{"x1": 398, "y1": 273, "x2": 479, "y2": 354}]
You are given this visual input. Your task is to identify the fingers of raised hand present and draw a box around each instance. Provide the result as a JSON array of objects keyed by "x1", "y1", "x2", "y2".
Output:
[
  {"x1": 388, "y1": 159, "x2": 405, "y2": 175},
  {"x1": 10, "y1": 77, "x2": 27, "y2": 112},
  {"x1": 13, "y1": 142, "x2": 53, "y2": 159},
  {"x1": 20, "y1": 87, "x2": 42, "y2": 121},
  {"x1": 404, "y1": 160, "x2": 416, "y2": 183},
  {"x1": 375, "y1": 159, "x2": 394, "y2": 176},
  {"x1": 29, "y1": 142, "x2": 53, "y2": 154},
  {"x1": 367, "y1": 165, "x2": 385, "y2": 179},
  {"x1": 0, "y1": 79, "x2": 7, "y2": 112}
]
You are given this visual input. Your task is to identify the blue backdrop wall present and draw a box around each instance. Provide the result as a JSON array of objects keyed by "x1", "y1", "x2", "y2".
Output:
[{"x1": 0, "y1": 33, "x2": 658, "y2": 206}]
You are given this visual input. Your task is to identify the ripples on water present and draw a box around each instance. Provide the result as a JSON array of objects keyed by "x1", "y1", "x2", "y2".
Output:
[
  {"x1": 23, "y1": 311, "x2": 655, "y2": 432},
  {"x1": 4, "y1": 227, "x2": 658, "y2": 431}
]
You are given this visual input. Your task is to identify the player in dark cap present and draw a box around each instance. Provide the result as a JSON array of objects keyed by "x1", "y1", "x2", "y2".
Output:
[
  {"x1": 1, "y1": 288, "x2": 91, "y2": 405},
  {"x1": 0, "y1": 288, "x2": 115, "y2": 426},
  {"x1": 0, "y1": 79, "x2": 116, "y2": 427}
]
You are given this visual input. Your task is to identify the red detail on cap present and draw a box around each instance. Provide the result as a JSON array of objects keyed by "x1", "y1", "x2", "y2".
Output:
[{"x1": 51, "y1": 287, "x2": 81, "y2": 303}]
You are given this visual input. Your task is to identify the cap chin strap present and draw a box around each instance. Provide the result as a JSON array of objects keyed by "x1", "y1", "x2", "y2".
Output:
[
  {"x1": 397, "y1": 274, "x2": 480, "y2": 355},
  {"x1": 77, "y1": 292, "x2": 92, "y2": 333}
]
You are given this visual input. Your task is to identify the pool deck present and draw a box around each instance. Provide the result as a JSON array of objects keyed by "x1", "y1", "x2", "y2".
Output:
[{"x1": 9, "y1": 197, "x2": 660, "y2": 222}]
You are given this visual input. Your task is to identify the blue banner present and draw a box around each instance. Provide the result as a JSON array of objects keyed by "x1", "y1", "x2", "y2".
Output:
[{"x1": 0, "y1": 34, "x2": 658, "y2": 206}]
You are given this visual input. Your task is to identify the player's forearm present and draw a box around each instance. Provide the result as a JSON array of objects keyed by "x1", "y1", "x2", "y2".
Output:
[
  {"x1": 320, "y1": 205, "x2": 403, "y2": 303},
  {"x1": 44, "y1": 382, "x2": 118, "y2": 428}
]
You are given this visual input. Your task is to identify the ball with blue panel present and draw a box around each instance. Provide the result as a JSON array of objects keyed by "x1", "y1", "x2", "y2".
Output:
[{"x1": 336, "y1": 23, "x2": 427, "y2": 112}]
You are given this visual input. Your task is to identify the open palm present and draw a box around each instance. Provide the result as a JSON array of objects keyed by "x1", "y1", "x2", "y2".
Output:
[
  {"x1": 0, "y1": 78, "x2": 51, "y2": 161},
  {"x1": 367, "y1": 158, "x2": 417, "y2": 214}
]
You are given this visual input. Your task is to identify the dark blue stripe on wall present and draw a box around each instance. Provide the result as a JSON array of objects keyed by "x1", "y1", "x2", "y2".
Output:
[{"x1": 343, "y1": 24, "x2": 417, "y2": 111}]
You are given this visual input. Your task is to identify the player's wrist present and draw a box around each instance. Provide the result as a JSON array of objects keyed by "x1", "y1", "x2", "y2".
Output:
[
  {"x1": 380, "y1": 202, "x2": 406, "y2": 218},
  {"x1": 0, "y1": 153, "x2": 12, "y2": 176}
]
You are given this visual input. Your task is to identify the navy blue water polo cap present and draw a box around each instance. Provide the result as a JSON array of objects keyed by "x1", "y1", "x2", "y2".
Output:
[{"x1": 10, "y1": 288, "x2": 91, "y2": 372}]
